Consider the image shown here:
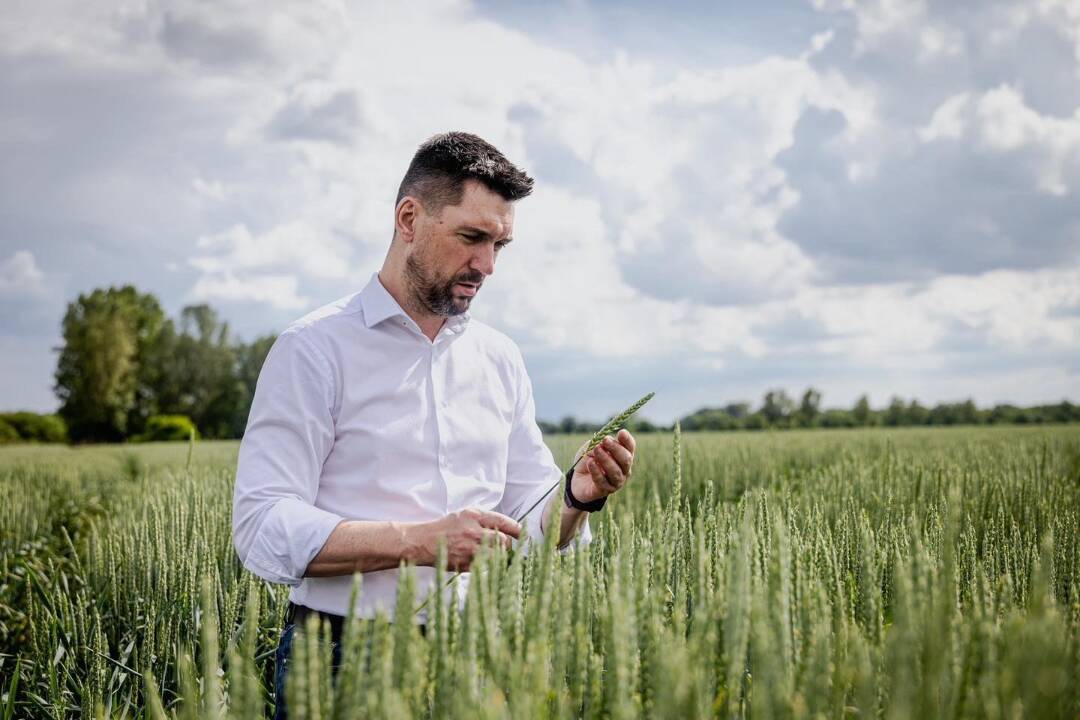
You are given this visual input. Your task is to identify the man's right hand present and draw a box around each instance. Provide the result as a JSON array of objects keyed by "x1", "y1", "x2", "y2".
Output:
[
  {"x1": 303, "y1": 508, "x2": 522, "y2": 578},
  {"x1": 423, "y1": 507, "x2": 521, "y2": 571}
]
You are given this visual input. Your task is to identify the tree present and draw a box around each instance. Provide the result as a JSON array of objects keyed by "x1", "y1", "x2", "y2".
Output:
[
  {"x1": 54, "y1": 287, "x2": 168, "y2": 442},
  {"x1": 906, "y1": 399, "x2": 929, "y2": 425},
  {"x1": 744, "y1": 412, "x2": 768, "y2": 430},
  {"x1": 761, "y1": 389, "x2": 795, "y2": 427},
  {"x1": 853, "y1": 394, "x2": 874, "y2": 426},
  {"x1": 883, "y1": 396, "x2": 906, "y2": 426},
  {"x1": 724, "y1": 402, "x2": 751, "y2": 420},
  {"x1": 796, "y1": 387, "x2": 822, "y2": 427},
  {"x1": 819, "y1": 409, "x2": 856, "y2": 428},
  {"x1": 154, "y1": 305, "x2": 245, "y2": 439},
  {"x1": 679, "y1": 407, "x2": 737, "y2": 431}
]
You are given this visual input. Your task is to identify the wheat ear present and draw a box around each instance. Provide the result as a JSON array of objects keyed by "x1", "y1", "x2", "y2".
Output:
[
  {"x1": 414, "y1": 391, "x2": 655, "y2": 616},
  {"x1": 515, "y1": 391, "x2": 655, "y2": 522}
]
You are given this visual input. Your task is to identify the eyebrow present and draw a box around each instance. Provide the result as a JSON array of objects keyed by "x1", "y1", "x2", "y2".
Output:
[{"x1": 460, "y1": 226, "x2": 513, "y2": 244}]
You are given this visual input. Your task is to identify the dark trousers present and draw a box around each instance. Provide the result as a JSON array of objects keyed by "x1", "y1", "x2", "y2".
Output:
[{"x1": 272, "y1": 602, "x2": 426, "y2": 720}]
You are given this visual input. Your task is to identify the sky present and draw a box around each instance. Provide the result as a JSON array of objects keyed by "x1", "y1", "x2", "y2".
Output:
[{"x1": 1, "y1": 0, "x2": 1079, "y2": 425}]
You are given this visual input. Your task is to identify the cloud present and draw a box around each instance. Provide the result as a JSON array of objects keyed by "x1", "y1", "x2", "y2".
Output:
[
  {"x1": 0, "y1": 251, "x2": 63, "y2": 408},
  {"x1": 0, "y1": 250, "x2": 45, "y2": 295},
  {"x1": 811, "y1": 0, "x2": 928, "y2": 55},
  {"x1": 267, "y1": 87, "x2": 364, "y2": 144},
  {"x1": 791, "y1": 264, "x2": 1080, "y2": 365},
  {"x1": 190, "y1": 269, "x2": 308, "y2": 310},
  {"x1": 192, "y1": 177, "x2": 228, "y2": 201},
  {"x1": 919, "y1": 92, "x2": 969, "y2": 142},
  {"x1": 918, "y1": 85, "x2": 1080, "y2": 197},
  {"x1": 972, "y1": 85, "x2": 1080, "y2": 195},
  {"x1": 191, "y1": 221, "x2": 354, "y2": 281},
  {"x1": 1, "y1": 0, "x2": 1078, "y2": 418},
  {"x1": 154, "y1": 0, "x2": 350, "y2": 78}
]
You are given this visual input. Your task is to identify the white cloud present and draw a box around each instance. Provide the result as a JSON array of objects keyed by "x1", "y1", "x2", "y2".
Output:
[
  {"x1": 0, "y1": 250, "x2": 64, "y2": 346},
  {"x1": 190, "y1": 220, "x2": 354, "y2": 281},
  {"x1": 807, "y1": 29, "x2": 835, "y2": 57},
  {"x1": 1038, "y1": 0, "x2": 1080, "y2": 70},
  {"x1": 813, "y1": 0, "x2": 928, "y2": 54},
  {"x1": 919, "y1": 92, "x2": 970, "y2": 142},
  {"x1": 477, "y1": 185, "x2": 761, "y2": 361},
  {"x1": 0, "y1": 250, "x2": 45, "y2": 295},
  {"x1": 918, "y1": 25, "x2": 964, "y2": 61},
  {"x1": 770, "y1": 263, "x2": 1080, "y2": 367},
  {"x1": 920, "y1": 85, "x2": 1080, "y2": 195},
  {"x1": 192, "y1": 177, "x2": 227, "y2": 201},
  {"x1": 189, "y1": 269, "x2": 308, "y2": 310}
]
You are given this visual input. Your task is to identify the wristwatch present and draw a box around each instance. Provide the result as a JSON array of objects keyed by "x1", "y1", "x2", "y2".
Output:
[{"x1": 563, "y1": 465, "x2": 607, "y2": 512}]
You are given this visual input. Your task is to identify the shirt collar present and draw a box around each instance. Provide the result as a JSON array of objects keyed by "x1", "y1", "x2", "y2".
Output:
[{"x1": 359, "y1": 271, "x2": 471, "y2": 334}]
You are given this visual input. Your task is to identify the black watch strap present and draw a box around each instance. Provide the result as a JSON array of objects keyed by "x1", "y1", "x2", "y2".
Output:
[{"x1": 564, "y1": 465, "x2": 607, "y2": 512}]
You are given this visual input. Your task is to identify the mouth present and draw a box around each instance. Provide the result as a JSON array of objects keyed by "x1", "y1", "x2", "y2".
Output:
[{"x1": 454, "y1": 281, "x2": 480, "y2": 297}]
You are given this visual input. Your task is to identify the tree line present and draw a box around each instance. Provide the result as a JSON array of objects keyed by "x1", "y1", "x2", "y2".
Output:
[
  {"x1": 51, "y1": 286, "x2": 275, "y2": 443},
  {"x1": 539, "y1": 388, "x2": 1080, "y2": 434},
  {"x1": 1, "y1": 286, "x2": 1076, "y2": 444}
]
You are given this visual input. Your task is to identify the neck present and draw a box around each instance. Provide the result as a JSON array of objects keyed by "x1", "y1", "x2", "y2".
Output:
[{"x1": 377, "y1": 260, "x2": 446, "y2": 342}]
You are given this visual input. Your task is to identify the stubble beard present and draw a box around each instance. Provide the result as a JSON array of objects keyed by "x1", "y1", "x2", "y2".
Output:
[{"x1": 404, "y1": 252, "x2": 480, "y2": 317}]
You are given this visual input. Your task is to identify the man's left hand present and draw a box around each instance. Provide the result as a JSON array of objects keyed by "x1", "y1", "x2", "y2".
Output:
[{"x1": 570, "y1": 428, "x2": 636, "y2": 504}]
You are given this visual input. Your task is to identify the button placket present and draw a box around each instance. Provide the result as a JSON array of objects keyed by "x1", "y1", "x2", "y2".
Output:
[{"x1": 430, "y1": 342, "x2": 451, "y2": 509}]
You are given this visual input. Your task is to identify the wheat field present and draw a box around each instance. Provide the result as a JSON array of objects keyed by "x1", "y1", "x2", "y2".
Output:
[{"x1": 1, "y1": 426, "x2": 1077, "y2": 718}]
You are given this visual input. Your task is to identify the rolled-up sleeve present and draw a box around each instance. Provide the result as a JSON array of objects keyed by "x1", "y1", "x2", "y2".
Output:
[
  {"x1": 232, "y1": 329, "x2": 345, "y2": 586},
  {"x1": 496, "y1": 345, "x2": 591, "y2": 550}
]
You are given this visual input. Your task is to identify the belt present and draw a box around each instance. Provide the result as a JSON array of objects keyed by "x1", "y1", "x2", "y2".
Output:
[
  {"x1": 285, "y1": 602, "x2": 428, "y2": 642},
  {"x1": 285, "y1": 601, "x2": 346, "y2": 643}
]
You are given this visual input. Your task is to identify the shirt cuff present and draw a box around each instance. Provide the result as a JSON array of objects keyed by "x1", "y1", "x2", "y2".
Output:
[{"x1": 242, "y1": 497, "x2": 345, "y2": 587}]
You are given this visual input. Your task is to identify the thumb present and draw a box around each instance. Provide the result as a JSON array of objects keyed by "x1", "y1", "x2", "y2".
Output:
[{"x1": 476, "y1": 510, "x2": 522, "y2": 539}]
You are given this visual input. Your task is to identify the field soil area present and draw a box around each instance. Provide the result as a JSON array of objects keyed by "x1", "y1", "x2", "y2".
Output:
[{"x1": 1, "y1": 427, "x2": 1078, "y2": 718}]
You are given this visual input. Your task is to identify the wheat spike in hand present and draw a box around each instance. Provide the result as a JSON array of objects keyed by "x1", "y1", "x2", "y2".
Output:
[
  {"x1": 415, "y1": 391, "x2": 655, "y2": 616},
  {"x1": 515, "y1": 390, "x2": 655, "y2": 523}
]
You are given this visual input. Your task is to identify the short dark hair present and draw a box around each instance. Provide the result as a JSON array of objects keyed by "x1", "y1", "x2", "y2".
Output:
[{"x1": 395, "y1": 132, "x2": 534, "y2": 212}]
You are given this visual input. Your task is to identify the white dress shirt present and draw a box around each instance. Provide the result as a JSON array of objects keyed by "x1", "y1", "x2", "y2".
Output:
[{"x1": 232, "y1": 271, "x2": 589, "y2": 620}]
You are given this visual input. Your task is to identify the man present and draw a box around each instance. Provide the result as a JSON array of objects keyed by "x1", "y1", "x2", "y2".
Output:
[{"x1": 231, "y1": 132, "x2": 636, "y2": 714}]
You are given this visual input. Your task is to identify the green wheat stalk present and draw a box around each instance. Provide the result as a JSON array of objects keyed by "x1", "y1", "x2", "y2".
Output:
[{"x1": 185, "y1": 428, "x2": 196, "y2": 472}]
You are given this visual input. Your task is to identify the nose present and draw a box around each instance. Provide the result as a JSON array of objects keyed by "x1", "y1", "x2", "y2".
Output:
[{"x1": 471, "y1": 241, "x2": 496, "y2": 277}]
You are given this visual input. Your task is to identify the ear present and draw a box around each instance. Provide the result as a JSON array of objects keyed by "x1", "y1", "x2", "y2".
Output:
[{"x1": 395, "y1": 196, "x2": 421, "y2": 244}]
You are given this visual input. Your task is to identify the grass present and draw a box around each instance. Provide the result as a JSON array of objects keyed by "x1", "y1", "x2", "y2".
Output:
[{"x1": 0, "y1": 425, "x2": 1077, "y2": 718}]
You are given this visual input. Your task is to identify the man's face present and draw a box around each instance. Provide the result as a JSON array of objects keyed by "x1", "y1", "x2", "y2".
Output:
[{"x1": 404, "y1": 178, "x2": 515, "y2": 317}]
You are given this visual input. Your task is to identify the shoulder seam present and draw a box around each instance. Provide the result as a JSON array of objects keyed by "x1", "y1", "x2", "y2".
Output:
[{"x1": 290, "y1": 330, "x2": 340, "y2": 421}]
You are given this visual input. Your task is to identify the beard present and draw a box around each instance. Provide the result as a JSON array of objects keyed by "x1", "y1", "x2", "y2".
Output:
[{"x1": 404, "y1": 251, "x2": 483, "y2": 317}]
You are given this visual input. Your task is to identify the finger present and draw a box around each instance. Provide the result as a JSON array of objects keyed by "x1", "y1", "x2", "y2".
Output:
[
  {"x1": 586, "y1": 455, "x2": 612, "y2": 491},
  {"x1": 587, "y1": 454, "x2": 618, "y2": 494},
  {"x1": 617, "y1": 428, "x2": 636, "y2": 454},
  {"x1": 483, "y1": 528, "x2": 514, "y2": 551},
  {"x1": 592, "y1": 446, "x2": 626, "y2": 487},
  {"x1": 599, "y1": 448, "x2": 628, "y2": 490},
  {"x1": 601, "y1": 435, "x2": 634, "y2": 471},
  {"x1": 476, "y1": 510, "x2": 522, "y2": 539}
]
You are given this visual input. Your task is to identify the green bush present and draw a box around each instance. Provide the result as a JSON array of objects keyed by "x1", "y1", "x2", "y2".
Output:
[
  {"x1": 0, "y1": 418, "x2": 18, "y2": 444},
  {"x1": 0, "y1": 412, "x2": 68, "y2": 443},
  {"x1": 135, "y1": 415, "x2": 199, "y2": 442}
]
